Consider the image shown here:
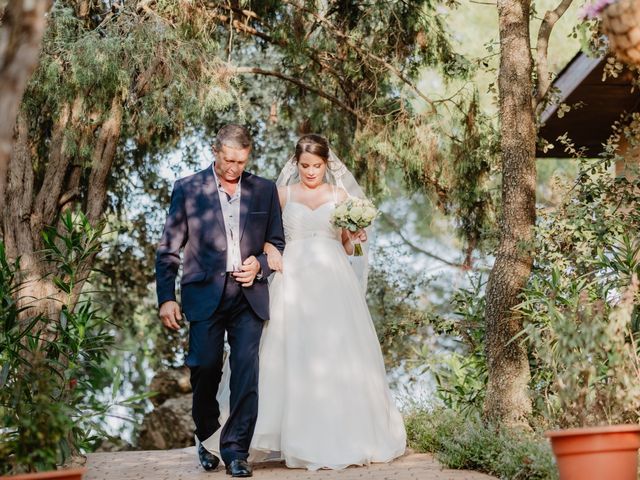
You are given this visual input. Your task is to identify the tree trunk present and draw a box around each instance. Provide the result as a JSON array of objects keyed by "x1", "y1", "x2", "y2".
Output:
[
  {"x1": 0, "y1": 0, "x2": 52, "y2": 203},
  {"x1": 86, "y1": 96, "x2": 123, "y2": 224},
  {"x1": 2, "y1": 97, "x2": 122, "y2": 321},
  {"x1": 483, "y1": 0, "x2": 535, "y2": 426}
]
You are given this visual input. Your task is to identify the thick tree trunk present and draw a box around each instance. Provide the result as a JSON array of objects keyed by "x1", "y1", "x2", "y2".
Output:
[
  {"x1": 3, "y1": 110, "x2": 60, "y2": 320},
  {"x1": 483, "y1": 0, "x2": 535, "y2": 426},
  {"x1": 86, "y1": 96, "x2": 123, "y2": 224},
  {"x1": 2, "y1": 97, "x2": 123, "y2": 321},
  {"x1": 0, "y1": 0, "x2": 52, "y2": 203}
]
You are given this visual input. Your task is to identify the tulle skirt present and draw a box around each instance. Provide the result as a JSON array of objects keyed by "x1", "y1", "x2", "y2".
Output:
[{"x1": 204, "y1": 237, "x2": 406, "y2": 470}]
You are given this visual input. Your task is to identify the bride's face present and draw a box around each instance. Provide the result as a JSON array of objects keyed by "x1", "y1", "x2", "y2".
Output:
[{"x1": 297, "y1": 152, "x2": 327, "y2": 189}]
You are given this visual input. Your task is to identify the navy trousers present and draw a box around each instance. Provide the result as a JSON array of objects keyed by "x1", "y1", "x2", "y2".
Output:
[{"x1": 186, "y1": 274, "x2": 263, "y2": 464}]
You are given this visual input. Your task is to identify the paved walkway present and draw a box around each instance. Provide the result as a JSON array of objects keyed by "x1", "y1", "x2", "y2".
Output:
[{"x1": 85, "y1": 448, "x2": 496, "y2": 480}]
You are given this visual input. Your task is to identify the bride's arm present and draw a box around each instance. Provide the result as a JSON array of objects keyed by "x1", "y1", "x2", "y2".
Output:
[
  {"x1": 262, "y1": 187, "x2": 287, "y2": 272},
  {"x1": 335, "y1": 188, "x2": 366, "y2": 255},
  {"x1": 263, "y1": 242, "x2": 283, "y2": 272}
]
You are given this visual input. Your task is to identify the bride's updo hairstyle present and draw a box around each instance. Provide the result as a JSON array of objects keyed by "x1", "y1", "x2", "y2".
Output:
[{"x1": 294, "y1": 134, "x2": 330, "y2": 163}]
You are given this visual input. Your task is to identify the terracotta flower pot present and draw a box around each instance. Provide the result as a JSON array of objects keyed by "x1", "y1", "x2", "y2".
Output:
[
  {"x1": 546, "y1": 425, "x2": 640, "y2": 480},
  {"x1": 0, "y1": 467, "x2": 86, "y2": 480}
]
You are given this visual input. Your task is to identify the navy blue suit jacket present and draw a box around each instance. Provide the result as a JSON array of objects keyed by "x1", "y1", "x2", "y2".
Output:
[{"x1": 155, "y1": 167, "x2": 285, "y2": 322}]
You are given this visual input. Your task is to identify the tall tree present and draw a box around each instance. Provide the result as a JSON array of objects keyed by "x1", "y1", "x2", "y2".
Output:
[
  {"x1": 484, "y1": 0, "x2": 574, "y2": 425},
  {"x1": 0, "y1": 0, "x2": 52, "y2": 202}
]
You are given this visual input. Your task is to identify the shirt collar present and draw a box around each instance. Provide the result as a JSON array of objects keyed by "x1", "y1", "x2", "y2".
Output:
[{"x1": 212, "y1": 163, "x2": 242, "y2": 197}]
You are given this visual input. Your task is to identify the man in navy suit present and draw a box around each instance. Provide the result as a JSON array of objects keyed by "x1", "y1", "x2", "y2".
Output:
[{"x1": 155, "y1": 125, "x2": 285, "y2": 477}]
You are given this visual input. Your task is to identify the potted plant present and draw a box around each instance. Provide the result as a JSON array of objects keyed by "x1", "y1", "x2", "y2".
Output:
[
  {"x1": 521, "y1": 240, "x2": 640, "y2": 479},
  {"x1": 546, "y1": 272, "x2": 640, "y2": 480},
  {"x1": 0, "y1": 212, "x2": 137, "y2": 478},
  {"x1": 515, "y1": 148, "x2": 640, "y2": 480}
]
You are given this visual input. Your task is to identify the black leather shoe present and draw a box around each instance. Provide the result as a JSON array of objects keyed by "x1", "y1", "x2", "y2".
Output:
[
  {"x1": 225, "y1": 459, "x2": 253, "y2": 477},
  {"x1": 198, "y1": 444, "x2": 220, "y2": 471}
]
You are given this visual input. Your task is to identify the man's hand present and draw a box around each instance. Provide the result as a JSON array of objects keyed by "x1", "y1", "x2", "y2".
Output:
[
  {"x1": 232, "y1": 255, "x2": 261, "y2": 287},
  {"x1": 159, "y1": 301, "x2": 182, "y2": 331}
]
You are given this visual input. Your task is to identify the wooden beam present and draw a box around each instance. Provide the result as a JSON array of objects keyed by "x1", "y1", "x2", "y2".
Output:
[{"x1": 540, "y1": 53, "x2": 604, "y2": 125}]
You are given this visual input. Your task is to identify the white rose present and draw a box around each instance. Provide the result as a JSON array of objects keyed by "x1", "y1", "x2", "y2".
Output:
[
  {"x1": 350, "y1": 206, "x2": 364, "y2": 222},
  {"x1": 364, "y1": 207, "x2": 377, "y2": 223}
]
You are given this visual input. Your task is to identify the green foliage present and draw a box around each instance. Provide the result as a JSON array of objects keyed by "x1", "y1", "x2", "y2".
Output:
[
  {"x1": 28, "y1": 2, "x2": 233, "y2": 124},
  {"x1": 405, "y1": 406, "x2": 557, "y2": 479},
  {"x1": 0, "y1": 213, "x2": 145, "y2": 474},
  {"x1": 0, "y1": 244, "x2": 66, "y2": 473},
  {"x1": 392, "y1": 265, "x2": 488, "y2": 412},
  {"x1": 428, "y1": 274, "x2": 488, "y2": 414},
  {"x1": 448, "y1": 94, "x2": 500, "y2": 260},
  {"x1": 520, "y1": 153, "x2": 640, "y2": 427},
  {"x1": 31, "y1": 0, "x2": 468, "y2": 196},
  {"x1": 354, "y1": 90, "x2": 500, "y2": 255},
  {"x1": 193, "y1": 0, "x2": 488, "y2": 247},
  {"x1": 41, "y1": 212, "x2": 103, "y2": 292},
  {"x1": 366, "y1": 245, "x2": 433, "y2": 365}
]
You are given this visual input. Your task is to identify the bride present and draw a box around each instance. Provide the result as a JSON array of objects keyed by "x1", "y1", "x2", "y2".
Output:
[{"x1": 205, "y1": 134, "x2": 406, "y2": 470}]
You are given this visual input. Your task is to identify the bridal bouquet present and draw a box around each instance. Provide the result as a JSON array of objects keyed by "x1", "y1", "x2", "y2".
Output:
[{"x1": 331, "y1": 197, "x2": 378, "y2": 256}]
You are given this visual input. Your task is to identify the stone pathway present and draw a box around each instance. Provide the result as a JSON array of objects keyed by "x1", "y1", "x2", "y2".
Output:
[{"x1": 85, "y1": 448, "x2": 496, "y2": 480}]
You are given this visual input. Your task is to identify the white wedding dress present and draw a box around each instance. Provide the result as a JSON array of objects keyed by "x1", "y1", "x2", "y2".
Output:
[{"x1": 204, "y1": 186, "x2": 406, "y2": 470}]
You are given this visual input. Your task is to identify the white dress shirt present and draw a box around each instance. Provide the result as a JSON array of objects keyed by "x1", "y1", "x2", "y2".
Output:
[{"x1": 212, "y1": 165, "x2": 242, "y2": 272}]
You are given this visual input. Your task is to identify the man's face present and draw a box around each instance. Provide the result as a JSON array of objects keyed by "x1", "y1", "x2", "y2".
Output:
[{"x1": 213, "y1": 144, "x2": 251, "y2": 183}]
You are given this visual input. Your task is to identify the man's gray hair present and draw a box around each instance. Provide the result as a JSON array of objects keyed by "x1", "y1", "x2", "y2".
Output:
[{"x1": 213, "y1": 124, "x2": 252, "y2": 151}]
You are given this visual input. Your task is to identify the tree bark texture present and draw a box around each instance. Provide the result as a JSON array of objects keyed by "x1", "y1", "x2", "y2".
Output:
[
  {"x1": 484, "y1": 0, "x2": 535, "y2": 426},
  {"x1": 0, "y1": 0, "x2": 53, "y2": 202},
  {"x1": 2, "y1": 12, "x2": 164, "y2": 321},
  {"x1": 2, "y1": 97, "x2": 122, "y2": 321}
]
